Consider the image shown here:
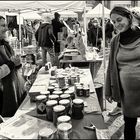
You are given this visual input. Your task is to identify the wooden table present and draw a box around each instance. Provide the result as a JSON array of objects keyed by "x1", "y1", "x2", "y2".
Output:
[{"x1": 0, "y1": 67, "x2": 108, "y2": 139}]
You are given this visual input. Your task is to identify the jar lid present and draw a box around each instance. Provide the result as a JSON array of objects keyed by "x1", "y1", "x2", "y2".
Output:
[
  {"x1": 57, "y1": 115, "x2": 71, "y2": 123},
  {"x1": 46, "y1": 100, "x2": 57, "y2": 106},
  {"x1": 40, "y1": 91, "x2": 50, "y2": 95},
  {"x1": 54, "y1": 88, "x2": 61, "y2": 91},
  {"x1": 48, "y1": 86, "x2": 55, "y2": 89},
  {"x1": 71, "y1": 75, "x2": 76, "y2": 78},
  {"x1": 64, "y1": 90, "x2": 73, "y2": 94},
  {"x1": 60, "y1": 94, "x2": 70, "y2": 98},
  {"x1": 53, "y1": 105, "x2": 65, "y2": 112},
  {"x1": 50, "y1": 76, "x2": 56, "y2": 80},
  {"x1": 61, "y1": 72, "x2": 67, "y2": 76},
  {"x1": 83, "y1": 87, "x2": 89, "y2": 90},
  {"x1": 48, "y1": 95, "x2": 59, "y2": 99},
  {"x1": 53, "y1": 90, "x2": 63, "y2": 95},
  {"x1": 77, "y1": 86, "x2": 83, "y2": 89},
  {"x1": 59, "y1": 99, "x2": 70, "y2": 105},
  {"x1": 39, "y1": 128, "x2": 54, "y2": 137},
  {"x1": 74, "y1": 83, "x2": 81, "y2": 86},
  {"x1": 73, "y1": 99, "x2": 83, "y2": 104},
  {"x1": 36, "y1": 95, "x2": 46, "y2": 100},
  {"x1": 49, "y1": 80, "x2": 57, "y2": 84},
  {"x1": 51, "y1": 83, "x2": 59, "y2": 87},
  {"x1": 58, "y1": 75, "x2": 65, "y2": 78},
  {"x1": 57, "y1": 123, "x2": 72, "y2": 131}
]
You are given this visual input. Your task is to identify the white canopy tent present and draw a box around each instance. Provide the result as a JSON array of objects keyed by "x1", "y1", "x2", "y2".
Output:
[
  {"x1": 20, "y1": 11, "x2": 41, "y2": 20},
  {"x1": 84, "y1": 3, "x2": 111, "y2": 18},
  {"x1": 0, "y1": 1, "x2": 85, "y2": 54},
  {"x1": 56, "y1": 10, "x2": 78, "y2": 18},
  {"x1": 0, "y1": 1, "x2": 85, "y2": 12},
  {"x1": 4, "y1": 10, "x2": 41, "y2": 24}
]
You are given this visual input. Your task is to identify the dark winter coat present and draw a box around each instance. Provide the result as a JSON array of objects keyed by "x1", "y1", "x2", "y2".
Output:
[
  {"x1": 52, "y1": 18, "x2": 65, "y2": 40},
  {"x1": 0, "y1": 40, "x2": 26, "y2": 117},
  {"x1": 105, "y1": 34, "x2": 122, "y2": 102},
  {"x1": 35, "y1": 23, "x2": 56, "y2": 48}
]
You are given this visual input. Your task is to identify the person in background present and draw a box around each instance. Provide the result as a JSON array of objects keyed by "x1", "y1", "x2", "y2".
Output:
[
  {"x1": 88, "y1": 18, "x2": 94, "y2": 30},
  {"x1": 87, "y1": 18, "x2": 102, "y2": 51},
  {"x1": 131, "y1": 8, "x2": 140, "y2": 27},
  {"x1": 105, "y1": 18, "x2": 114, "y2": 47},
  {"x1": 35, "y1": 16, "x2": 56, "y2": 66},
  {"x1": 105, "y1": 6, "x2": 140, "y2": 139},
  {"x1": 24, "y1": 20, "x2": 34, "y2": 45},
  {"x1": 66, "y1": 18, "x2": 74, "y2": 30},
  {"x1": 52, "y1": 12, "x2": 65, "y2": 52},
  {"x1": 0, "y1": 15, "x2": 26, "y2": 117}
]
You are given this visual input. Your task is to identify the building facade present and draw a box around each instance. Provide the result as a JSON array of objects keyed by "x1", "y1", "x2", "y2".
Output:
[{"x1": 86, "y1": 0, "x2": 139, "y2": 10}]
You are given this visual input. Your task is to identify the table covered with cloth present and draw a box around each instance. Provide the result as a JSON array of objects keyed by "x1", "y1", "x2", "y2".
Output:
[{"x1": 0, "y1": 67, "x2": 109, "y2": 139}]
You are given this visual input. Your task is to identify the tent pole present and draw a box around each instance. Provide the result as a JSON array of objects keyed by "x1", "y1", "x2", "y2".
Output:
[
  {"x1": 102, "y1": 0, "x2": 107, "y2": 111},
  {"x1": 83, "y1": 1, "x2": 87, "y2": 48},
  {"x1": 18, "y1": 10, "x2": 22, "y2": 55}
]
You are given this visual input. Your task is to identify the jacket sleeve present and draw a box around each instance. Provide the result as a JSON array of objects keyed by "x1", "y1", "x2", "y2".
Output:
[
  {"x1": 0, "y1": 63, "x2": 14, "y2": 79},
  {"x1": 105, "y1": 39, "x2": 114, "y2": 99},
  {"x1": 35, "y1": 28, "x2": 39, "y2": 42},
  {"x1": 105, "y1": 56, "x2": 112, "y2": 98},
  {"x1": 48, "y1": 25, "x2": 56, "y2": 43}
]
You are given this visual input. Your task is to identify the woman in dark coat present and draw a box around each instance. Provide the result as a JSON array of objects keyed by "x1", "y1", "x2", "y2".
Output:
[{"x1": 0, "y1": 16, "x2": 26, "y2": 117}]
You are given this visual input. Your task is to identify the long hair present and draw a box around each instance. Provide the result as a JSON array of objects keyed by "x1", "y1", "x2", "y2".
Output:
[{"x1": 110, "y1": 6, "x2": 137, "y2": 29}]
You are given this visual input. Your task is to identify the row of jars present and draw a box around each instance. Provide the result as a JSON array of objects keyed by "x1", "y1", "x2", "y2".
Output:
[
  {"x1": 36, "y1": 92, "x2": 84, "y2": 125},
  {"x1": 38, "y1": 118, "x2": 72, "y2": 139}
]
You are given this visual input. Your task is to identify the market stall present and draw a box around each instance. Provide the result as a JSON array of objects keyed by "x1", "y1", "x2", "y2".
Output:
[{"x1": 0, "y1": 66, "x2": 109, "y2": 139}]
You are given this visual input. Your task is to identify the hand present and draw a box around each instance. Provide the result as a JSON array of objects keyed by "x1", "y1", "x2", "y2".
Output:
[
  {"x1": 106, "y1": 96, "x2": 113, "y2": 103},
  {"x1": 10, "y1": 55, "x2": 21, "y2": 66}
]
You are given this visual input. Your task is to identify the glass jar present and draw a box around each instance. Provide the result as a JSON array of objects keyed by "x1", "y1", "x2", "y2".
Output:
[
  {"x1": 38, "y1": 127, "x2": 55, "y2": 139},
  {"x1": 51, "y1": 83, "x2": 59, "y2": 88},
  {"x1": 53, "y1": 91, "x2": 63, "y2": 101},
  {"x1": 36, "y1": 95, "x2": 47, "y2": 114},
  {"x1": 72, "y1": 99, "x2": 84, "y2": 119},
  {"x1": 53, "y1": 105, "x2": 66, "y2": 126},
  {"x1": 46, "y1": 100, "x2": 58, "y2": 121},
  {"x1": 51, "y1": 67, "x2": 56, "y2": 76},
  {"x1": 48, "y1": 86, "x2": 55, "y2": 95},
  {"x1": 76, "y1": 86, "x2": 83, "y2": 97},
  {"x1": 83, "y1": 87, "x2": 90, "y2": 97},
  {"x1": 48, "y1": 95, "x2": 59, "y2": 101},
  {"x1": 58, "y1": 75, "x2": 65, "y2": 88},
  {"x1": 59, "y1": 99, "x2": 71, "y2": 115},
  {"x1": 70, "y1": 75, "x2": 77, "y2": 86},
  {"x1": 60, "y1": 94, "x2": 71, "y2": 100},
  {"x1": 64, "y1": 90, "x2": 75, "y2": 100},
  {"x1": 57, "y1": 115, "x2": 71, "y2": 126},
  {"x1": 57, "y1": 123, "x2": 72, "y2": 139},
  {"x1": 40, "y1": 91, "x2": 50, "y2": 100}
]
